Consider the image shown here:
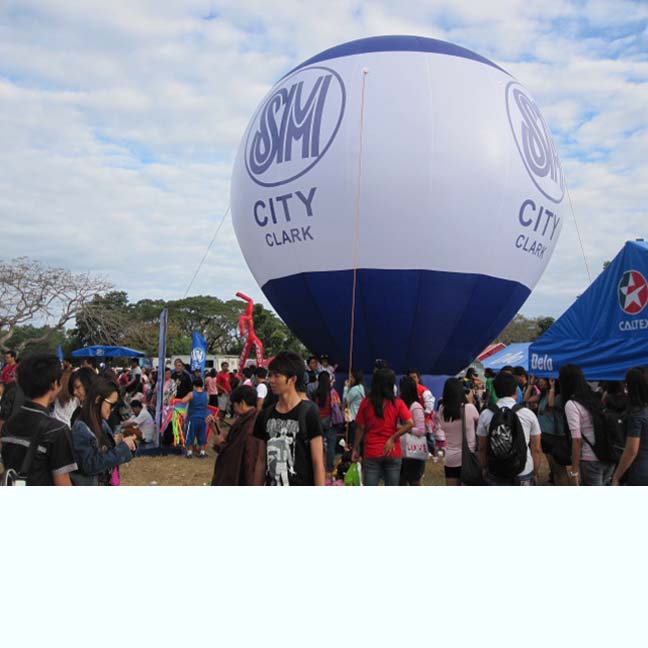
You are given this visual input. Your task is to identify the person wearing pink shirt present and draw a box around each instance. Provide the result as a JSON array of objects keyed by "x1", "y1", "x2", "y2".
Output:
[
  {"x1": 560, "y1": 364, "x2": 615, "y2": 486},
  {"x1": 204, "y1": 368, "x2": 220, "y2": 407},
  {"x1": 398, "y1": 376, "x2": 427, "y2": 486},
  {"x1": 437, "y1": 378, "x2": 480, "y2": 486}
]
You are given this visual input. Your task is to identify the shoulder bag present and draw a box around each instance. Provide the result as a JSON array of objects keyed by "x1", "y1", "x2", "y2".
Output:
[
  {"x1": 460, "y1": 404, "x2": 485, "y2": 486},
  {"x1": 1, "y1": 417, "x2": 48, "y2": 486}
]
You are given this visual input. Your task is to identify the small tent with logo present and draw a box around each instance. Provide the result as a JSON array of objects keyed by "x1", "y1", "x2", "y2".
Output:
[
  {"x1": 481, "y1": 343, "x2": 531, "y2": 372},
  {"x1": 528, "y1": 240, "x2": 648, "y2": 380}
]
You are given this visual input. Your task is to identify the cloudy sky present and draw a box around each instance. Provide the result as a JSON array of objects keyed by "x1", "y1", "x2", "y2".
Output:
[{"x1": 2, "y1": 0, "x2": 647, "y2": 321}]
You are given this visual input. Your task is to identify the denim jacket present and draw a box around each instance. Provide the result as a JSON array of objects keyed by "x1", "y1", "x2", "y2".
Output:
[{"x1": 70, "y1": 419, "x2": 133, "y2": 486}]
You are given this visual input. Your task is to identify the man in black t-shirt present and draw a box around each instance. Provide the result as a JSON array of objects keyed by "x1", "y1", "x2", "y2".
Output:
[
  {"x1": 1, "y1": 354, "x2": 77, "y2": 486},
  {"x1": 253, "y1": 352, "x2": 325, "y2": 486},
  {"x1": 172, "y1": 358, "x2": 193, "y2": 399}
]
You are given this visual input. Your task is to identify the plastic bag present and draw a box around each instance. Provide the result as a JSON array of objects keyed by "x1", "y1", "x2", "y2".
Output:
[{"x1": 344, "y1": 461, "x2": 362, "y2": 486}]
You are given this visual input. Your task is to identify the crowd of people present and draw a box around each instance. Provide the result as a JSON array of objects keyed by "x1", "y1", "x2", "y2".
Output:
[{"x1": 1, "y1": 347, "x2": 647, "y2": 487}]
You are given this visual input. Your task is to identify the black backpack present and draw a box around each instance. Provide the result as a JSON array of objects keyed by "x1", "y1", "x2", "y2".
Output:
[
  {"x1": 487, "y1": 403, "x2": 528, "y2": 478},
  {"x1": 576, "y1": 399, "x2": 625, "y2": 463}
]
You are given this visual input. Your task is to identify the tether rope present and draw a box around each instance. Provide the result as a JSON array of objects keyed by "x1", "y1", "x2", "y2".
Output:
[
  {"x1": 183, "y1": 205, "x2": 231, "y2": 298},
  {"x1": 347, "y1": 68, "x2": 369, "y2": 381},
  {"x1": 566, "y1": 182, "x2": 592, "y2": 284}
]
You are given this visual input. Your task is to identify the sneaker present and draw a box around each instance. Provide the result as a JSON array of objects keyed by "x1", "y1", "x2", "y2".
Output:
[
  {"x1": 198, "y1": 451, "x2": 207, "y2": 459},
  {"x1": 185, "y1": 451, "x2": 193, "y2": 459}
]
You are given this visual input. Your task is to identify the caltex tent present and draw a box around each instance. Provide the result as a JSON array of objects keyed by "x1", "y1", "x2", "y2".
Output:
[
  {"x1": 528, "y1": 240, "x2": 648, "y2": 380},
  {"x1": 482, "y1": 343, "x2": 530, "y2": 372},
  {"x1": 71, "y1": 345, "x2": 145, "y2": 358}
]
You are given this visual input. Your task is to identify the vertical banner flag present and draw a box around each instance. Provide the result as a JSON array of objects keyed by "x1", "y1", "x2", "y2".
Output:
[
  {"x1": 154, "y1": 308, "x2": 168, "y2": 444},
  {"x1": 190, "y1": 331, "x2": 208, "y2": 374},
  {"x1": 56, "y1": 344, "x2": 64, "y2": 363}
]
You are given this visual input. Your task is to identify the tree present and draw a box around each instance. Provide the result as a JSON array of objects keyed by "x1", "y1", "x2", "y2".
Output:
[
  {"x1": 73, "y1": 291, "x2": 131, "y2": 347},
  {"x1": 3, "y1": 324, "x2": 70, "y2": 357},
  {"x1": 72, "y1": 292, "x2": 308, "y2": 359},
  {"x1": 250, "y1": 303, "x2": 308, "y2": 357},
  {"x1": 0, "y1": 257, "x2": 112, "y2": 352},
  {"x1": 165, "y1": 296, "x2": 242, "y2": 354},
  {"x1": 536, "y1": 316, "x2": 555, "y2": 336}
]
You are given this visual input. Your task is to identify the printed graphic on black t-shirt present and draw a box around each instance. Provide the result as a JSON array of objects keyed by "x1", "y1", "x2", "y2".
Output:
[
  {"x1": 254, "y1": 400, "x2": 322, "y2": 486},
  {"x1": 266, "y1": 417, "x2": 300, "y2": 486}
]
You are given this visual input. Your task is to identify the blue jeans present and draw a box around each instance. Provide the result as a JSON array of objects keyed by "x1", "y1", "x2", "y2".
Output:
[
  {"x1": 580, "y1": 460, "x2": 614, "y2": 486},
  {"x1": 320, "y1": 416, "x2": 337, "y2": 473},
  {"x1": 362, "y1": 457, "x2": 402, "y2": 486},
  {"x1": 487, "y1": 471, "x2": 535, "y2": 486}
]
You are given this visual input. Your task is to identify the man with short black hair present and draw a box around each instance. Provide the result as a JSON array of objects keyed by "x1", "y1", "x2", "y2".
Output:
[
  {"x1": 122, "y1": 399, "x2": 156, "y2": 444},
  {"x1": 1, "y1": 350, "x2": 18, "y2": 385},
  {"x1": 477, "y1": 371, "x2": 542, "y2": 486},
  {"x1": 124, "y1": 358, "x2": 142, "y2": 394},
  {"x1": 216, "y1": 361, "x2": 232, "y2": 421},
  {"x1": 253, "y1": 352, "x2": 325, "y2": 486},
  {"x1": 1, "y1": 354, "x2": 77, "y2": 485},
  {"x1": 172, "y1": 358, "x2": 192, "y2": 399}
]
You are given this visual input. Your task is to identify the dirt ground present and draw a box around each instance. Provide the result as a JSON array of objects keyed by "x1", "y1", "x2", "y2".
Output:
[{"x1": 120, "y1": 446, "x2": 551, "y2": 486}]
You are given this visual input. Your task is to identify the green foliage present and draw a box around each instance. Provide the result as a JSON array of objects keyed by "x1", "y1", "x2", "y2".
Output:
[
  {"x1": 4, "y1": 325, "x2": 70, "y2": 357},
  {"x1": 70, "y1": 293, "x2": 307, "y2": 359},
  {"x1": 251, "y1": 303, "x2": 308, "y2": 357},
  {"x1": 495, "y1": 313, "x2": 557, "y2": 344}
]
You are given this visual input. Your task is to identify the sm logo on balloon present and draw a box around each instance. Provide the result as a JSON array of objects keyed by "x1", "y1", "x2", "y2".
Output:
[
  {"x1": 506, "y1": 82, "x2": 565, "y2": 204},
  {"x1": 245, "y1": 66, "x2": 346, "y2": 187}
]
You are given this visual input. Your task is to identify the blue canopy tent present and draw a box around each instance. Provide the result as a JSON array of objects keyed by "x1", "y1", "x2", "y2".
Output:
[
  {"x1": 71, "y1": 345, "x2": 144, "y2": 358},
  {"x1": 482, "y1": 343, "x2": 531, "y2": 372},
  {"x1": 529, "y1": 240, "x2": 648, "y2": 380}
]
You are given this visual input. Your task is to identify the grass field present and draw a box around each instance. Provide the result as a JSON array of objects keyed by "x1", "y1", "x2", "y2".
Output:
[{"x1": 120, "y1": 448, "x2": 552, "y2": 486}]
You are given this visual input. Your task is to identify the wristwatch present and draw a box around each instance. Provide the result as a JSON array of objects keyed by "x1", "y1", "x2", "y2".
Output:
[{"x1": 567, "y1": 470, "x2": 579, "y2": 478}]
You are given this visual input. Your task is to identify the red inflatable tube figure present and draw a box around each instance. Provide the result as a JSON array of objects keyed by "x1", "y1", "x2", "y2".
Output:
[{"x1": 236, "y1": 292, "x2": 265, "y2": 369}]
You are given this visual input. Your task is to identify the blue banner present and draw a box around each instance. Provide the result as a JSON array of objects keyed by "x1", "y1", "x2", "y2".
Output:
[
  {"x1": 190, "y1": 331, "x2": 207, "y2": 374},
  {"x1": 56, "y1": 344, "x2": 64, "y2": 363},
  {"x1": 154, "y1": 309, "x2": 168, "y2": 443}
]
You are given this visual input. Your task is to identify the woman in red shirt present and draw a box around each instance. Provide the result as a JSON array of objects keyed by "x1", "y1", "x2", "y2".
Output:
[{"x1": 352, "y1": 368, "x2": 413, "y2": 486}]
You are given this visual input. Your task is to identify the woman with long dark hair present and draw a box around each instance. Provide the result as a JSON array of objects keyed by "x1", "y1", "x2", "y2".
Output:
[
  {"x1": 69, "y1": 367, "x2": 96, "y2": 426},
  {"x1": 437, "y1": 378, "x2": 479, "y2": 486},
  {"x1": 70, "y1": 378, "x2": 136, "y2": 486},
  {"x1": 351, "y1": 368, "x2": 413, "y2": 486},
  {"x1": 536, "y1": 378, "x2": 568, "y2": 486},
  {"x1": 612, "y1": 367, "x2": 648, "y2": 485},
  {"x1": 312, "y1": 371, "x2": 340, "y2": 482},
  {"x1": 398, "y1": 376, "x2": 427, "y2": 486},
  {"x1": 560, "y1": 364, "x2": 614, "y2": 486}
]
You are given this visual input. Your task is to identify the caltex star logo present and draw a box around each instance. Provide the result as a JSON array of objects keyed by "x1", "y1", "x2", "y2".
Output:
[{"x1": 618, "y1": 270, "x2": 648, "y2": 315}]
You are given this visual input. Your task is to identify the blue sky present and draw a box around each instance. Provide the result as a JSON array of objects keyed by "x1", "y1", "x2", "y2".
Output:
[{"x1": 1, "y1": 0, "x2": 647, "y2": 322}]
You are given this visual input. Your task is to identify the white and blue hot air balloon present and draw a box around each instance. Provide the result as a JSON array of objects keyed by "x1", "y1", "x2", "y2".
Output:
[{"x1": 230, "y1": 35, "x2": 564, "y2": 374}]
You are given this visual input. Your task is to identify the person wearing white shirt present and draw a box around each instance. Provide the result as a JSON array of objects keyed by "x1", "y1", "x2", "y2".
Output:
[
  {"x1": 122, "y1": 399, "x2": 156, "y2": 444},
  {"x1": 255, "y1": 367, "x2": 269, "y2": 411},
  {"x1": 477, "y1": 372, "x2": 542, "y2": 485}
]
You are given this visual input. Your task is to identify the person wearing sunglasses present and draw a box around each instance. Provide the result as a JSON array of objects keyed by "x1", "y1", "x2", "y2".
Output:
[{"x1": 70, "y1": 377, "x2": 137, "y2": 486}]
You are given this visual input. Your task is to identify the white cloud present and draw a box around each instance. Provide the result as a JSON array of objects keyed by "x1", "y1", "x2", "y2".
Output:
[{"x1": 1, "y1": 0, "x2": 647, "y2": 330}]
